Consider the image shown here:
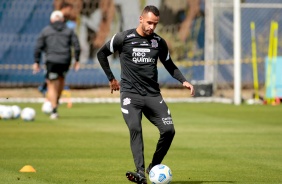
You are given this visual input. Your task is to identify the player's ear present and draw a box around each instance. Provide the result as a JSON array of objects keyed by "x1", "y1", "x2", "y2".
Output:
[{"x1": 139, "y1": 16, "x2": 143, "y2": 23}]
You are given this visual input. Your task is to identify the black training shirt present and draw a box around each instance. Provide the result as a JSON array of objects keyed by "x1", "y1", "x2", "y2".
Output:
[{"x1": 97, "y1": 29, "x2": 187, "y2": 96}]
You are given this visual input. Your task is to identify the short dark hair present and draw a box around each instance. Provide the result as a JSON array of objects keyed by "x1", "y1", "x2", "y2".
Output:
[
  {"x1": 142, "y1": 5, "x2": 160, "y2": 16},
  {"x1": 60, "y1": 2, "x2": 73, "y2": 10}
]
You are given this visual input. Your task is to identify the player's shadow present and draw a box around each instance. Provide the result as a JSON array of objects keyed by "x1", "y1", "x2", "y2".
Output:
[{"x1": 172, "y1": 181, "x2": 236, "y2": 184}]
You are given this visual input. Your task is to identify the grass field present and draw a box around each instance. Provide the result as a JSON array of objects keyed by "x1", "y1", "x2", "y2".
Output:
[{"x1": 0, "y1": 103, "x2": 282, "y2": 184}]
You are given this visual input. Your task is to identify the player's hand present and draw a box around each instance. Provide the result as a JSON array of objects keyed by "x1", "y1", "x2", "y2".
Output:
[
  {"x1": 183, "y1": 81, "x2": 195, "y2": 96},
  {"x1": 32, "y1": 63, "x2": 40, "y2": 74},
  {"x1": 109, "y1": 79, "x2": 120, "y2": 94},
  {"x1": 73, "y1": 61, "x2": 80, "y2": 71}
]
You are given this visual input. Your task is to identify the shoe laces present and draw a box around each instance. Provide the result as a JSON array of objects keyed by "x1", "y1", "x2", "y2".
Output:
[{"x1": 137, "y1": 170, "x2": 146, "y2": 178}]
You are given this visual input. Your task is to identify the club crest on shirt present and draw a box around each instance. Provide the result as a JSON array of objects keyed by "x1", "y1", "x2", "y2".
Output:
[{"x1": 151, "y1": 39, "x2": 158, "y2": 48}]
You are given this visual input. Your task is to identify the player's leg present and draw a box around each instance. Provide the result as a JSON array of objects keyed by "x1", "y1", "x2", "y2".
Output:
[
  {"x1": 46, "y1": 79, "x2": 60, "y2": 119},
  {"x1": 143, "y1": 94, "x2": 175, "y2": 173},
  {"x1": 57, "y1": 65, "x2": 69, "y2": 104},
  {"x1": 121, "y1": 92, "x2": 145, "y2": 170},
  {"x1": 120, "y1": 92, "x2": 147, "y2": 183},
  {"x1": 57, "y1": 77, "x2": 64, "y2": 104},
  {"x1": 45, "y1": 62, "x2": 60, "y2": 119},
  {"x1": 38, "y1": 65, "x2": 48, "y2": 96}
]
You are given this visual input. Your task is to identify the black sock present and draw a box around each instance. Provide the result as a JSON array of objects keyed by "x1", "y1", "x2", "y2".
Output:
[{"x1": 52, "y1": 107, "x2": 57, "y2": 114}]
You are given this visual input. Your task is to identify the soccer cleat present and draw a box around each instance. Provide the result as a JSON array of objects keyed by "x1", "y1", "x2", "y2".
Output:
[
  {"x1": 146, "y1": 163, "x2": 153, "y2": 175},
  {"x1": 50, "y1": 113, "x2": 58, "y2": 120},
  {"x1": 126, "y1": 170, "x2": 147, "y2": 184}
]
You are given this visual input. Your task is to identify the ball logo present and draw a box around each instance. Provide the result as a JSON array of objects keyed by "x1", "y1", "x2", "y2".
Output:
[
  {"x1": 158, "y1": 174, "x2": 167, "y2": 182},
  {"x1": 168, "y1": 169, "x2": 172, "y2": 176},
  {"x1": 149, "y1": 171, "x2": 155, "y2": 178}
]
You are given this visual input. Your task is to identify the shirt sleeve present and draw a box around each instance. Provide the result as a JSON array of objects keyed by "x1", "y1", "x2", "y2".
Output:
[
  {"x1": 97, "y1": 32, "x2": 124, "y2": 81},
  {"x1": 158, "y1": 39, "x2": 187, "y2": 83},
  {"x1": 34, "y1": 31, "x2": 45, "y2": 64},
  {"x1": 71, "y1": 30, "x2": 81, "y2": 62}
]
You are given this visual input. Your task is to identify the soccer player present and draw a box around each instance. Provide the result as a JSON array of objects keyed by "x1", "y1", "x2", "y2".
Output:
[
  {"x1": 38, "y1": 2, "x2": 75, "y2": 96},
  {"x1": 97, "y1": 5, "x2": 194, "y2": 184},
  {"x1": 33, "y1": 11, "x2": 80, "y2": 119}
]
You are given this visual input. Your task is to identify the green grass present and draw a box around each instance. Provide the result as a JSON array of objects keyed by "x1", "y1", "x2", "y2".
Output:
[{"x1": 0, "y1": 103, "x2": 282, "y2": 184}]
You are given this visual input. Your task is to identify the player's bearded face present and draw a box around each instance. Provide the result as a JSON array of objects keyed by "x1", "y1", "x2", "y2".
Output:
[{"x1": 141, "y1": 12, "x2": 159, "y2": 36}]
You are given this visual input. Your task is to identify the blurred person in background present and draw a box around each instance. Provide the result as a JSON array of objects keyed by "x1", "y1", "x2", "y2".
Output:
[
  {"x1": 38, "y1": 2, "x2": 77, "y2": 96},
  {"x1": 97, "y1": 5, "x2": 194, "y2": 184},
  {"x1": 78, "y1": 0, "x2": 115, "y2": 63},
  {"x1": 33, "y1": 10, "x2": 80, "y2": 119}
]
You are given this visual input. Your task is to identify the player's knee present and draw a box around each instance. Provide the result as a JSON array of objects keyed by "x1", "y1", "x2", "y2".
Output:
[
  {"x1": 161, "y1": 126, "x2": 175, "y2": 138},
  {"x1": 128, "y1": 124, "x2": 142, "y2": 134},
  {"x1": 129, "y1": 128, "x2": 142, "y2": 139}
]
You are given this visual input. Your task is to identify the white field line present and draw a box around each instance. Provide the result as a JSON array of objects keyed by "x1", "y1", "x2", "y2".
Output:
[{"x1": 0, "y1": 97, "x2": 233, "y2": 104}]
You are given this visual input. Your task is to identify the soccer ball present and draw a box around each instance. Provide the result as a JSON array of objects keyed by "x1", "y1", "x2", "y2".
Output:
[
  {"x1": 0, "y1": 105, "x2": 7, "y2": 118},
  {"x1": 41, "y1": 101, "x2": 52, "y2": 114},
  {"x1": 21, "y1": 107, "x2": 36, "y2": 121},
  {"x1": 11, "y1": 105, "x2": 21, "y2": 119},
  {"x1": 149, "y1": 164, "x2": 172, "y2": 184},
  {"x1": 0, "y1": 106, "x2": 13, "y2": 120}
]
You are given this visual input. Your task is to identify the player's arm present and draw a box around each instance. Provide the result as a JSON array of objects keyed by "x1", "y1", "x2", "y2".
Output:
[
  {"x1": 71, "y1": 30, "x2": 81, "y2": 71},
  {"x1": 33, "y1": 31, "x2": 46, "y2": 73},
  {"x1": 97, "y1": 33, "x2": 123, "y2": 93},
  {"x1": 159, "y1": 39, "x2": 194, "y2": 96}
]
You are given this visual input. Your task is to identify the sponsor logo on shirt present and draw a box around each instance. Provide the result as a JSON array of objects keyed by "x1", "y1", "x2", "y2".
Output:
[
  {"x1": 127, "y1": 33, "x2": 135, "y2": 38},
  {"x1": 132, "y1": 48, "x2": 155, "y2": 64},
  {"x1": 133, "y1": 48, "x2": 150, "y2": 52}
]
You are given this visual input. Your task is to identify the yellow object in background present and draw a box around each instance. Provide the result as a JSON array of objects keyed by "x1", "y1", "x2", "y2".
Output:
[
  {"x1": 250, "y1": 21, "x2": 259, "y2": 100},
  {"x1": 19, "y1": 165, "x2": 36, "y2": 173}
]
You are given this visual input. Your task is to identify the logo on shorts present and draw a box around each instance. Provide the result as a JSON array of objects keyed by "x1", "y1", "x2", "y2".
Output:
[
  {"x1": 167, "y1": 109, "x2": 170, "y2": 115},
  {"x1": 49, "y1": 72, "x2": 58, "y2": 80},
  {"x1": 162, "y1": 117, "x2": 173, "y2": 125},
  {"x1": 123, "y1": 97, "x2": 131, "y2": 106}
]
